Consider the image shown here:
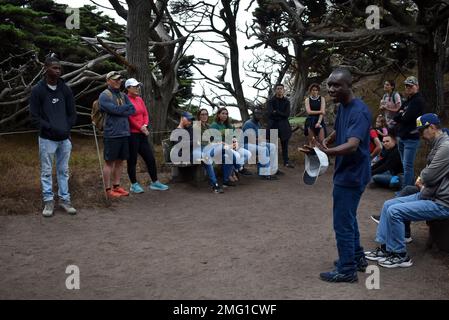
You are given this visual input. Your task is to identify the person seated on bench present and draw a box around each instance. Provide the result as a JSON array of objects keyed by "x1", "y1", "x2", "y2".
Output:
[
  {"x1": 210, "y1": 107, "x2": 252, "y2": 185},
  {"x1": 370, "y1": 134, "x2": 403, "y2": 189},
  {"x1": 172, "y1": 112, "x2": 224, "y2": 193},
  {"x1": 196, "y1": 108, "x2": 234, "y2": 190},
  {"x1": 242, "y1": 106, "x2": 279, "y2": 180},
  {"x1": 365, "y1": 113, "x2": 449, "y2": 268}
]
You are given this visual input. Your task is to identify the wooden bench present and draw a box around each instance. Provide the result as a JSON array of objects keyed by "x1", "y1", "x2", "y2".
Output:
[
  {"x1": 427, "y1": 219, "x2": 449, "y2": 252},
  {"x1": 162, "y1": 139, "x2": 207, "y2": 187}
]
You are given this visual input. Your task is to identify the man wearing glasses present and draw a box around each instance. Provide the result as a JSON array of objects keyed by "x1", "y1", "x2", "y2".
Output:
[
  {"x1": 99, "y1": 71, "x2": 135, "y2": 198},
  {"x1": 365, "y1": 113, "x2": 449, "y2": 268},
  {"x1": 393, "y1": 76, "x2": 425, "y2": 190}
]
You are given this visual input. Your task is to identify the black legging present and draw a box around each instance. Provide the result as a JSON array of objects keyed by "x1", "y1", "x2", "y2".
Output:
[
  {"x1": 280, "y1": 139, "x2": 289, "y2": 165},
  {"x1": 127, "y1": 133, "x2": 158, "y2": 183}
]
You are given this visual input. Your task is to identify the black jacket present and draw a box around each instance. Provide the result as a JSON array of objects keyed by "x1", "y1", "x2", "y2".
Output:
[
  {"x1": 371, "y1": 147, "x2": 403, "y2": 176},
  {"x1": 394, "y1": 92, "x2": 425, "y2": 140},
  {"x1": 267, "y1": 96, "x2": 292, "y2": 140},
  {"x1": 30, "y1": 78, "x2": 77, "y2": 141}
]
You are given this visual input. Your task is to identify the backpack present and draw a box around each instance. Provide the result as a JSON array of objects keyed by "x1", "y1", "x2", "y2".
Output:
[{"x1": 91, "y1": 89, "x2": 125, "y2": 131}]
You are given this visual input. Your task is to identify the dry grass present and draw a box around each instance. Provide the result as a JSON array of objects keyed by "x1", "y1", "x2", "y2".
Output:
[{"x1": 0, "y1": 133, "x2": 169, "y2": 215}]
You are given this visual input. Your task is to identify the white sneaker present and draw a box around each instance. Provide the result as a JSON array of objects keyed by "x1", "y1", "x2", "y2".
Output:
[
  {"x1": 60, "y1": 201, "x2": 77, "y2": 215},
  {"x1": 405, "y1": 237, "x2": 413, "y2": 244},
  {"x1": 42, "y1": 201, "x2": 54, "y2": 217}
]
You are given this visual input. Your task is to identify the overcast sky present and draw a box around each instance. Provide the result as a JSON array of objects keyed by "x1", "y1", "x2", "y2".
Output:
[{"x1": 55, "y1": 0, "x2": 281, "y2": 120}]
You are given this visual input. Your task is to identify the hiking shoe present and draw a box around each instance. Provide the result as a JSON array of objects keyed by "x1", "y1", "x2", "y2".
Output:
[
  {"x1": 365, "y1": 246, "x2": 390, "y2": 261},
  {"x1": 212, "y1": 184, "x2": 224, "y2": 193},
  {"x1": 275, "y1": 170, "x2": 285, "y2": 176},
  {"x1": 333, "y1": 256, "x2": 368, "y2": 272},
  {"x1": 42, "y1": 201, "x2": 54, "y2": 217},
  {"x1": 112, "y1": 186, "x2": 129, "y2": 196},
  {"x1": 106, "y1": 189, "x2": 122, "y2": 199},
  {"x1": 130, "y1": 182, "x2": 144, "y2": 194},
  {"x1": 405, "y1": 237, "x2": 413, "y2": 244},
  {"x1": 150, "y1": 181, "x2": 169, "y2": 191},
  {"x1": 239, "y1": 167, "x2": 253, "y2": 176},
  {"x1": 284, "y1": 162, "x2": 295, "y2": 168},
  {"x1": 378, "y1": 253, "x2": 413, "y2": 268},
  {"x1": 371, "y1": 215, "x2": 380, "y2": 224},
  {"x1": 60, "y1": 201, "x2": 77, "y2": 215},
  {"x1": 223, "y1": 181, "x2": 236, "y2": 187},
  {"x1": 260, "y1": 175, "x2": 278, "y2": 180},
  {"x1": 319, "y1": 270, "x2": 358, "y2": 283}
]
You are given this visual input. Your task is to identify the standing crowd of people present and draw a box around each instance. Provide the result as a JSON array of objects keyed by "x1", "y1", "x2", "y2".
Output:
[{"x1": 30, "y1": 56, "x2": 449, "y2": 285}]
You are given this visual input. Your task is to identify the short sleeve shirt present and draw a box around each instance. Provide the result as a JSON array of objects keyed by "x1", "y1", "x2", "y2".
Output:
[
  {"x1": 333, "y1": 98, "x2": 372, "y2": 187},
  {"x1": 369, "y1": 129, "x2": 379, "y2": 153}
]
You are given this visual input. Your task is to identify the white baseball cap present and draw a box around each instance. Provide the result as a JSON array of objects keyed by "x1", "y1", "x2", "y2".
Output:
[
  {"x1": 125, "y1": 78, "x2": 142, "y2": 88},
  {"x1": 303, "y1": 147, "x2": 329, "y2": 185}
]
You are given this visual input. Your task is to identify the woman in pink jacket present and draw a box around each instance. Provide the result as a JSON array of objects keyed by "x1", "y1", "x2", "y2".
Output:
[{"x1": 125, "y1": 78, "x2": 168, "y2": 193}]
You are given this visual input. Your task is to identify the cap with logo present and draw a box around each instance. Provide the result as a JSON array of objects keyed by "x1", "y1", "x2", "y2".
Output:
[
  {"x1": 106, "y1": 71, "x2": 122, "y2": 80},
  {"x1": 125, "y1": 78, "x2": 142, "y2": 88},
  {"x1": 182, "y1": 111, "x2": 194, "y2": 121},
  {"x1": 303, "y1": 147, "x2": 329, "y2": 185},
  {"x1": 416, "y1": 113, "x2": 440, "y2": 129},
  {"x1": 404, "y1": 76, "x2": 418, "y2": 86}
]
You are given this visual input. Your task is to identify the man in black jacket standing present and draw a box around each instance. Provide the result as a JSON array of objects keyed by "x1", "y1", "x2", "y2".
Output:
[
  {"x1": 393, "y1": 76, "x2": 425, "y2": 190},
  {"x1": 267, "y1": 84, "x2": 293, "y2": 168},
  {"x1": 30, "y1": 56, "x2": 77, "y2": 217}
]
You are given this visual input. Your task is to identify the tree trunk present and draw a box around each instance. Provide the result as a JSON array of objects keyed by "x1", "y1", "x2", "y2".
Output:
[
  {"x1": 125, "y1": 0, "x2": 156, "y2": 136},
  {"x1": 417, "y1": 27, "x2": 446, "y2": 117},
  {"x1": 289, "y1": 42, "x2": 307, "y2": 116}
]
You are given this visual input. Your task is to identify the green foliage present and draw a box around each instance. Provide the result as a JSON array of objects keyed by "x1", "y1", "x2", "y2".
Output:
[{"x1": 0, "y1": 0, "x2": 125, "y2": 61}]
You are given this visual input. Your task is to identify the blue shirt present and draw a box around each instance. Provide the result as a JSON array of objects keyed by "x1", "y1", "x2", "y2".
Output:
[
  {"x1": 242, "y1": 119, "x2": 261, "y2": 147},
  {"x1": 333, "y1": 98, "x2": 372, "y2": 187}
]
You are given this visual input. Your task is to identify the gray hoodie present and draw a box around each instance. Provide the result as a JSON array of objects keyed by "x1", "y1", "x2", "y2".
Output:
[{"x1": 420, "y1": 132, "x2": 449, "y2": 208}]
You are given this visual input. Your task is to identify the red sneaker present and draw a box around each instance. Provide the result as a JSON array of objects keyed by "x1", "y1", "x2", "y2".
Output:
[
  {"x1": 112, "y1": 186, "x2": 129, "y2": 196},
  {"x1": 106, "y1": 189, "x2": 122, "y2": 199}
]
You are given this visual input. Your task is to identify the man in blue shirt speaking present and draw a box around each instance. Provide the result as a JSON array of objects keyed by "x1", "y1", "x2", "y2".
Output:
[{"x1": 301, "y1": 68, "x2": 372, "y2": 283}]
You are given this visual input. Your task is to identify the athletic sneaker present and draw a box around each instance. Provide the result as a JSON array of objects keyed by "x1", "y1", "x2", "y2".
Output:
[
  {"x1": 42, "y1": 201, "x2": 54, "y2": 217},
  {"x1": 150, "y1": 181, "x2": 169, "y2": 191},
  {"x1": 371, "y1": 215, "x2": 380, "y2": 224},
  {"x1": 112, "y1": 186, "x2": 129, "y2": 196},
  {"x1": 223, "y1": 181, "x2": 236, "y2": 187},
  {"x1": 106, "y1": 189, "x2": 122, "y2": 199},
  {"x1": 405, "y1": 237, "x2": 413, "y2": 244},
  {"x1": 378, "y1": 253, "x2": 413, "y2": 268},
  {"x1": 260, "y1": 175, "x2": 278, "y2": 180},
  {"x1": 239, "y1": 167, "x2": 253, "y2": 175},
  {"x1": 365, "y1": 246, "x2": 390, "y2": 261},
  {"x1": 212, "y1": 184, "x2": 224, "y2": 194},
  {"x1": 130, "y1": 182, "x2": 144, "y2": 194},
  {"x1": 319, "y1": 270, "x2": 358, "y2": 283},
  {"x1": 60, "y1": 201, "x2": 77, "y2": 215},
  {"x1": 333, "y1": 256, "x2": 368, "y2": 272}
]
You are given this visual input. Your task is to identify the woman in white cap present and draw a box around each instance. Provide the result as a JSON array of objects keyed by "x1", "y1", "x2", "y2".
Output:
[{"x1": 125, "y1": 78, "x2": 169, "y2": 193}]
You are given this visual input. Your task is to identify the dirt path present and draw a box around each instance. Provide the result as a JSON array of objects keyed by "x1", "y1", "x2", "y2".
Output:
[{"x1": 1, "y1": 166, "x2": 449, "y2": 299}]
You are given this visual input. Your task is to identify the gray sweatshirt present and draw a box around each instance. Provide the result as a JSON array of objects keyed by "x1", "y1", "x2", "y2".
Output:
[{"x1": 420, "y1": 132, "x2": 449, "y2": 208}]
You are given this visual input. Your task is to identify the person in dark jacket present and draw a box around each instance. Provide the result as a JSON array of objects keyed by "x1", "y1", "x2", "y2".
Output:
[
  {"x1": 99, "y1": 71, "x2": 135, "y2": 199},
  {"x1": 371, "y1": 135, "x2": 403, "y2": 189},
  {"x1": 30, "y1": 56, "x2": 77, "y2": 217},
  {"x1": 267, "y1": 84, "x2": 293, "y2": 168},
  {"x1": 393, "y1": 76, "x2": 425, "y2": 189}
]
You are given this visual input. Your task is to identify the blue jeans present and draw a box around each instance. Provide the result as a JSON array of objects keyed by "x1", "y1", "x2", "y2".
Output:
[
  {"x1": 245, "y1": 142, "x2": 278, "y2": 176},
  {"x1": 375, "y1": 193, "x2": 449, "y2": 253},
  {"x1": 194, "y1": 146, "x2": 233, "y2": 185},
  {"x1": 372, "y1": 171, "x2": 401, "y2": 189},
  {"x1": 333, "y1": 184, "x2": 365, "y2": 274},
  {"x1": 398, "y1": 138, "x2": 420, "y2": 188},
  {"x1": 39, "y1": 137, "x2": 72, "y2": 202}
]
